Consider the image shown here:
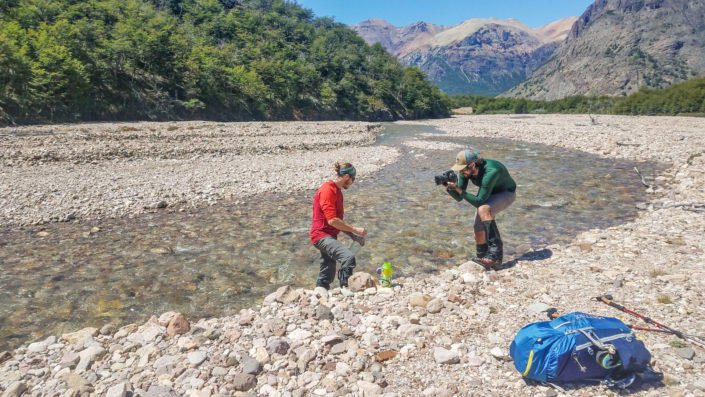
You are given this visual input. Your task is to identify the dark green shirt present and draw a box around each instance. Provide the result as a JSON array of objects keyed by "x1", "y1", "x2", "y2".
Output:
[{"x1": 447, "y1": 159, "x2": 516, "y2": 207}]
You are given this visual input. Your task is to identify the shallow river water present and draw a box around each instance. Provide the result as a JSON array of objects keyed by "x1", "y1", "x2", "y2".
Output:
[{"x1": 0, "y1": 123, "x2": 659, "y2": 350}]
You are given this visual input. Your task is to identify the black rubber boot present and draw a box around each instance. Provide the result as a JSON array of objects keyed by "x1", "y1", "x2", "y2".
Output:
[
  {"x1": 471, "y1": 243, "x2": 488, "y2": 266},
  {"x1": 480, "y1": 220, "x2": 503, "y2": 269}
]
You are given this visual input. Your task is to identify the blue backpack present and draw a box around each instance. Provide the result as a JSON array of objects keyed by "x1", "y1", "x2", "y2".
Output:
[{"x1": 510, "y1": 312, "x2": 654, "y2": 386}]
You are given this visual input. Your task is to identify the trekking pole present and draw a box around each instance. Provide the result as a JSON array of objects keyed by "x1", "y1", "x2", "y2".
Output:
[
  {"x1": 594, "y1": 295, "x2": 705, "y2": 349},
  {"x1": 627, "y1": 325, "x2": 675, "y2": 334}
]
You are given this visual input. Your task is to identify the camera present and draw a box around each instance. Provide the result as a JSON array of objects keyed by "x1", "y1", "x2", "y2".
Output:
[{"x1": 434, "y1": 170, "x2": 457, "y2": 186}]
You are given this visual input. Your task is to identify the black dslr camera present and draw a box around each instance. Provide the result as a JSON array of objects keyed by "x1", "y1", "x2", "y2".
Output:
[{"x1": 434, "y1": 170, "x2": 457, "y2": 186}]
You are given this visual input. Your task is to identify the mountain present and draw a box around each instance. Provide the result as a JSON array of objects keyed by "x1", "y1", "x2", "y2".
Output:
[
  {"x1": 352, "y1": 17, "x2": 577, "y2": 96},
  {"x1": 505, "y1": 0, "x2": 705, "y2": 100}
]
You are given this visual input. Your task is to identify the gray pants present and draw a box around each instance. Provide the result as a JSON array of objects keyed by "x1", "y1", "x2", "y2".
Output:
[
  {"x1": 473, "y1": 191, "x2": 516, "y2": 232},
  {"x1": 313, "y1": 236, "x2": 356, "y2": 288}
]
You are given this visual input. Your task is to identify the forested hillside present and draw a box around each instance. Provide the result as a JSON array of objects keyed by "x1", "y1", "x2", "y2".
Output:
[
  {"x1": 450, "y1": 77, "x2": 705, "y2": 116},
  {"x1": 0, "y1": 0, "x2": 450, "y2": 125}
]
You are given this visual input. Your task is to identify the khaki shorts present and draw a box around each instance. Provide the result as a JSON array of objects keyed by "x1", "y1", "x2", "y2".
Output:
[{"x1": 473, "y1": 190, "x2": 516, "y2": 232}]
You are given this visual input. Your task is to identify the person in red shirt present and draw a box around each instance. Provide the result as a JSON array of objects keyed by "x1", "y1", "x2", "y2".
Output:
[{"x1": 310, "y1": 162, "x2": 367, "y2": 289}]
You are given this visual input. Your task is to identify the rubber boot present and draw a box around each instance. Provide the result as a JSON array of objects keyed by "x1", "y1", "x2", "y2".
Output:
[
  {"x1": 471, "y1": 243, "x2": 488, "y2": 266},
  {"x1": 480, "y1": 220, "x2": 503, "y2": 269}
]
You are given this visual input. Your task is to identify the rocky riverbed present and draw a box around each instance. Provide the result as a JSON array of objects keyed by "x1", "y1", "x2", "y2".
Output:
[
  {"x1": 1, "y1": 115, "x2": 704, "y2": 397},
  {"x1": 0, "y1": 121, "x2": 395, "y2": 227}
]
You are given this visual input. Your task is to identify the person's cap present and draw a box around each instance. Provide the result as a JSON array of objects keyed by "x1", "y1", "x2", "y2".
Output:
[{"x1": 451, "y1": 150, "x2": 480, "y2": 171}]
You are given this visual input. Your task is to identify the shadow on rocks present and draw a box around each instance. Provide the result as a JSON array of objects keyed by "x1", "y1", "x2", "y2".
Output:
[{"x1": 500, "y1": 248, "x2": 553, "y2": 270}]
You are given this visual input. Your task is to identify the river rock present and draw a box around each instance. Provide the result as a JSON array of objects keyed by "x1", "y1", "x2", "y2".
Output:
[
  {"x1": 433, "y1": 347, "x2": 459, "y2": 365},
  {"x1": 2, "y1": 382, "x2": 27, "y2": 397},
  {"x1": 61, "y1": 327, "x2": 98, "y2": 346},
  {"x1": 106, "y1": 382, "x2": 132, "y2": 397},
  {"x1": 232, "y1": 373, "x2": 257, "y2": 391},
  {"x1": 241, "y1": 355, "x2": 262, "y2": 375},
  {"x1": 348, "y1": 272, "x2": 377, "y2": 291},
  {"x1": 167, "y1": 313, "x2": 190, "y2": 337},
  {"x1": 409, "y1": 294, "x2": 432, "y2": 308}
]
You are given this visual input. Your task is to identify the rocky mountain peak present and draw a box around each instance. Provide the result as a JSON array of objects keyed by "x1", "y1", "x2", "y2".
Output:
[
  {"x1": 352, "y1": 16, "x2": 577, "y2": 96},
  {"x1": 506, "y1": 0, "x2": 705, "y2": 99}
]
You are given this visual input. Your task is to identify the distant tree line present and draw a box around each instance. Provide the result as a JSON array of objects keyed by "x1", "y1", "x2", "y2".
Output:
[
  {"x1": 0, "y1": 0, "x2": 450, "y2": 125},
  {"x1": 449, "y1": 77, "x2": 705, "y2": 116}
]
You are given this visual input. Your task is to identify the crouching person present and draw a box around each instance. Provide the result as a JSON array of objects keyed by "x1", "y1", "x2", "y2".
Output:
[
  {"x1": 310, "y1": 162, "x2": 367, "y2": 289},
  {"x1": 445, "y1": 150, "x2": 516, "y2": 269}
]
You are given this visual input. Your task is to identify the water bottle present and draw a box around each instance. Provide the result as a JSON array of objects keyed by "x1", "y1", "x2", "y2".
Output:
[{"x1": 376, "y1": 262, "x2": 393, "y2": 287}]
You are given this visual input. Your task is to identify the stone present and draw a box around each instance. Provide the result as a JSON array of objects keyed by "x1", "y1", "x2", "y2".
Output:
[
  {"x1": 232, "y1": 374, "x2": 257, "y2": 391},
  {"x1": 76, "y1": 344, "x2": 106, "y2": 372},
  {"x1": 241, "y1": 356, "x2": 262, "y2": 375},
  {"x1": 348, "y1": 272, "x2": 377, "y2": 291},
  {"x1": 330, "y1": 343, "x2": 347, "y2": 355},
  {"x1": 61, "y1": 327, "x2": 98, "y2": 346},
  {"x1": 266, "y1": 337, "x2": 290, "y2": 355},
  {"x1": 2, "y1": 382, "x2": 27, "y2": 397},
  {"x1": 145, "y1": 385, "x2": 179, "y2": 397},
  {"x1": 409, "y1": 294, "x2": 432, "y2": 308},
  {"x1": 356, "y1": 380, "x2": 382, "y2": 397},
  {"x1": 315, "y1": 305, "x2": 334, "y2": 321},
  {"x1": 314, "y1": 286, "x2": 329, "y2": 298},
  {"x1": 100, "y1": 324, "x2": 117, "y2": 335},
  {"x1": 321, "y1": 334, "x2": 344, "y2": 346},
  {"x1": 167, "y1": 313, "x2": 190, "y2": 337},
  {"x1": 27, "y1": 341, "x2": 48, "y2": 353},
  {"x1": 158, "y1": 311, "x2": 177, "y2": 326},
  {"x1": 426, "y1": 298, "x2": 443, "y2": 314},
  {"x1": 264, "y1": 318, "x2": 287, "y2": 336},
  {"x1": 106, "y1": 382, "x2": 132, "y2": 397},
  {"x1": 677, "y1": 347, "x2": 696, "y2": 360},
  {"x1": 0, "y1": 351, "x2": 11, "y2": 364},
  {"x1": 490, "y1": 347, "x2": 506, "y2": 360},
  {"x1": 274, "y1": 285, "x2": 300, "y2": 304},
  {"x1": 433, "y1": 347, "x2": 459, "y2": 365},
  {"x1": 288, "y1": 329, "x2": 312, "y2": 341},
  {"x1": 62, "y1": 372, "x2": 90, "y2": 390},
  {"x1": 375, "y1": 350, "x2": 397, "y2": 362},
  {"x1": 187, "y1": 350, "x2": 208, "y2": 366}
]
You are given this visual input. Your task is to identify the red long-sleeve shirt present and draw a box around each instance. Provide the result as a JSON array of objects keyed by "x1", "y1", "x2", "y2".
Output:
[{"x1": 310, "y1": 180, "x2": 344, "y2": 244}]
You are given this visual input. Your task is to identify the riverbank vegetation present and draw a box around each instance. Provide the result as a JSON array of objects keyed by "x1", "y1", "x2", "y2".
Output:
[
  {"x1": 450, "y1": 77, "x2": 705, "y2": 116},
  {"x1": 0, "y1": 0, "x2": 450, "y2": 125}
]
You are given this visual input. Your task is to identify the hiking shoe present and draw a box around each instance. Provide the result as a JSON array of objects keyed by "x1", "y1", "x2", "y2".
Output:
[{"x1": 479, "y1": 257, "x2": 503, "y2": 270}]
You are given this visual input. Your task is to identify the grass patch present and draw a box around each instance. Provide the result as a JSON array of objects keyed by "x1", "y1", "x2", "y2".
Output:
[
  {"x1": 489, "y1": 306, "x2": 498, "y2": 314},
  {"x1": 657, "y1": 295, "x2": 672, "y2": 304},
  {"x1": 687, "y1": 152, "x2": 702, "y2": 165},
  {"x1": 649, "y1": 269, "x2": 667, "y2": 278},
  {"x1": 669, "y1": 339, "x2": 687, "y2": 348}
]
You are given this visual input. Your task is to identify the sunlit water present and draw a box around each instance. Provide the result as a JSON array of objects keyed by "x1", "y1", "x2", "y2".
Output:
[{"x1": 0, "y1": 123, "x2": 659, "y2": 350}]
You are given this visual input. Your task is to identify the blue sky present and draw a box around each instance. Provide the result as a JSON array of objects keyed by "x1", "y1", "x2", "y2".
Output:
[{"x1": 293, "y1": 0, "x2": 594, "y2": 28}]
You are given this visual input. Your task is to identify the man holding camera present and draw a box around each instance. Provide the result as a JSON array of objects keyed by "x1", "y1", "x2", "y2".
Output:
[{"x1": 444, "y1": 150, "x2": 516, "y2": 270}]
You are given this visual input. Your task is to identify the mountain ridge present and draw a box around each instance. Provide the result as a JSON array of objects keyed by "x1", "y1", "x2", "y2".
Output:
[
  {"x1": 352, "y1": 16, "x2": 577, "y2": 96},
  {"x1": 504, "y1": 0, "x2": 705, "y2": 100}
]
